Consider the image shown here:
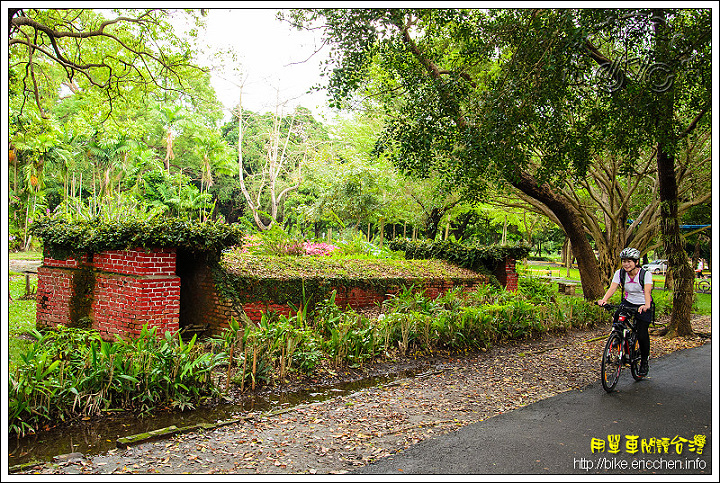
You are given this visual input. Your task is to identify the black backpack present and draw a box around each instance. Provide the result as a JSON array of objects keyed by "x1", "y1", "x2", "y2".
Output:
[{"x1": 619, "y1": 268, "x2": 655, "y2": 321}]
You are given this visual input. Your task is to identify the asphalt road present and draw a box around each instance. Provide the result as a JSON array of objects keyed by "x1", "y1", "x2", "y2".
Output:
[{"x1": 353, "y1": 343, "x2": 714, "y2": 476}]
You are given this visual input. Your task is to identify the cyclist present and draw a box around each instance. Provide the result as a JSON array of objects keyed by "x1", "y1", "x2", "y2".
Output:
[{"x1": 597, "y1": 247, "x2": 653, "y2": 377}]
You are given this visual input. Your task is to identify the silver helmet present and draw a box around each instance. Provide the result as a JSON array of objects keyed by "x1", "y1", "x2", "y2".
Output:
[{"x1": 619, "y1": 247, "x2": 641, "y2": 261}]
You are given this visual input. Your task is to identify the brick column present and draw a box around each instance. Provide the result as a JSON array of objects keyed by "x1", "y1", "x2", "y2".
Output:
[
  {"x1": 90, "y1": 249, "x2": 180, "y2": 339},
  {"x1": 36, "y1": 248, "x2": 180, "y2": 340},
  {"x1": 494, "y1": 257, "x2": 518, "y2": 292},
  {"x1": 36, "y1": 255, "x2": 89, "y2": 330}
]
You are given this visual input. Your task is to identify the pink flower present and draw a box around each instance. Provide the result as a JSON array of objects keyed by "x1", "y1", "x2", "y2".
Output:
[{"x1": 303, "y1": 242, "x2": 339, "y2": 256}]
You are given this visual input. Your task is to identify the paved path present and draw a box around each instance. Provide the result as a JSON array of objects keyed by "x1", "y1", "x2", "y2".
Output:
[
  {"x1": 353, "y1": 343, "x2": 714, "y2": 475},
  {"x1": 9, "y1": 259, "x2": 42, "y2": 273}
]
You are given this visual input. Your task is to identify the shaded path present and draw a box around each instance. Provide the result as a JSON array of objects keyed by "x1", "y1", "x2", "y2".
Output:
[{"x1": 353, "y1": 343, "x2": 713, "y2": 475}]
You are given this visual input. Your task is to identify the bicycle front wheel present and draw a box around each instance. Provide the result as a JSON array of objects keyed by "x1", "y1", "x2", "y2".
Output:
[
  {"x1": 698, "y1": 280, "x2": 711, "y2": 294},
  {"x1": 629, "y1": 338, "x2": 644, "y2": 381},
  {"x1": 601, "y1": 333, "x2": 623, "y2": 392}
]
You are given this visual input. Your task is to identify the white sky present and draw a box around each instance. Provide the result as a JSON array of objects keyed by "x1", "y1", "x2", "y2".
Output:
[{"x1": 195, "y1": 7, "x2": 335, "y2": 122}]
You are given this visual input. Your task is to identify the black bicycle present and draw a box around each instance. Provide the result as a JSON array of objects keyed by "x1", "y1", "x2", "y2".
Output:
[{"x1": 599, "y1": 303, "x2": 645, "y2": 392}]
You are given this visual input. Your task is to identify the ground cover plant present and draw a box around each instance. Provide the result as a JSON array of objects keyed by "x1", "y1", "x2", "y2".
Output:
[
  {"x1": 8, "y1": 326, "x2": 225, "y2": 437},
  {"x1": 8, "y1": 270, "x2": 38, "y2": 373}
]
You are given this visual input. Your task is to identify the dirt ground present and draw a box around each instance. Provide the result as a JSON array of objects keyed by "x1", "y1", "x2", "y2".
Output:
[{"x1": 13, "y1": 314, "x2": 711, "y2": 475}]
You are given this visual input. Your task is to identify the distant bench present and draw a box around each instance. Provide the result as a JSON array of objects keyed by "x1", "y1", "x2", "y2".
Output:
[
  {"x1": 557, "y1": 281, "x2": 578, "y2": 296},
  {"x1": 525, "y1": 268, "x2": 561, "y2": 277}
]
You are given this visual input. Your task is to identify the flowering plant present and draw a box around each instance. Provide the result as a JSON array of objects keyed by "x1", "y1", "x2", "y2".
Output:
[
  {"x1": 239, "y1": 229, "x2": 338, "y2": 257},
  {"x1": 302, "y1": 242, "x2": 339, "y2": 257}
]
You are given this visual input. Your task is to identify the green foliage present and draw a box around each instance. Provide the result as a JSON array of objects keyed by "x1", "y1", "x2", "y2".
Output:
[
  {"x1": 218, "y1": 311, "x2": 326, "y2": 389},
  {"x1": 10, "y1": 9, "x2": 208, "y2": 121},
  {"x1": 9, "y1": 264, "x2": 708, "y2": 434},
  {"x1": 692, "y1": 292, "x2": 711, "y2": 316},
  {"x1": 518, "y1": 276, "x2": 557, "y2": 305},
  {"x1": 330, "y1": 237, "x2": 395, "y2": 258},
  {"x1": 389, "y1": 238, "x2": 531, "y2": 273},
  {"x1": 8, "y1": 274, "x2": 39, "y2": 374},
  {"x1": 652, "y1": 290, "x2": 673, "y2": 317},
  {"x1": 212, "y1": 279, "x2": 609, "y2": 385},
  {"x1": 8, "y1": 325, "x2": 225, "y2": 436},
  {"x1": 240, "y1": 224, "x2": 306, "y2": 257},
  {"x1": 30, "y1": 215, "x2": 244, "y2": 259}
]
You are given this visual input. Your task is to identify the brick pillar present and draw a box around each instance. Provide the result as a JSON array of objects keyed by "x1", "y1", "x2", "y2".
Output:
[
  {"x1": 36, "y1": 248, "x2": 181, "y2": 340},
  {"x1": 91, "y1": 248, "x2": 180, "y2": 339},
  {"x1": 36, "y1": 255, "x2": 90, "y2": 330},
  {"x1": 494, "y1": 257, "x2": 518, "y2": 292}
]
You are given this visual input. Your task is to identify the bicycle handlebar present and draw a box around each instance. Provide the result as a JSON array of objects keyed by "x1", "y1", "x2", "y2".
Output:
[
  {"x1": 597, "y1": 302, "x2": 641, "y2": 315},
  {"x1": 598, "y1": 303, "x2": 640, "y2": 331}
]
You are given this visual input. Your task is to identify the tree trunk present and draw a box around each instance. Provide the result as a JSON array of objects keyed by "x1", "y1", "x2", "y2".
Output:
[
  {"x1": 513, "y1": 172, "x2": 604, "y2": 300},
  {"x1": 657, "y1": 148, "x2": 694, "y2": 337},
  {"x1": 653, "y1": 9, "x2": 694, "y2": 338},
  {"x1": 424, "y1": 208, "x2": 443, "y2": 240},
  {"x1": 565, "y1": 240, "x2": 572, "y2": 279}
]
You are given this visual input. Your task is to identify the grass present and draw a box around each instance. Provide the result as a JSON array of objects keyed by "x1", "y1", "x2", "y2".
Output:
[
  {"x1": 8, "y1": 271, "x2": 38, "y2": 372},
  {"x1": 9, "y1": 249, "x2": 43, "y2": 260},
  {"x1": 693, "y1": 292, "x2": 712, "y2": 315},
  {"x1": 518, "y1": 260, "x2": 712, "y2": 290},
  {"x1": 519, "y1": 260, "x2": 712, "y2": 317}
]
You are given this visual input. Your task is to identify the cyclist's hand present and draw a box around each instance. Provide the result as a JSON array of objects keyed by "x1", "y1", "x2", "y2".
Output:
[
  {"x1": 638, "y1": 304, "x2": 648, "y2": 313},
  {"x1": 597, "y1": 300, "x2": 606, "y2": 306}
]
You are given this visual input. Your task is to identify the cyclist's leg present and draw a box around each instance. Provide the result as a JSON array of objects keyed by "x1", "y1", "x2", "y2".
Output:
[
  {"x1": 635, "y1": 312, "x2": 651, "y2": 357},
  {"x1": 635, "y1": 310, "x2": 652, "y2": 375}
]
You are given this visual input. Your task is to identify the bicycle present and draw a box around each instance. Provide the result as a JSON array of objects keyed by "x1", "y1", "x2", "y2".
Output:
[{"x1": 599, "y1": 303, "x2": 645, "y2": 393}]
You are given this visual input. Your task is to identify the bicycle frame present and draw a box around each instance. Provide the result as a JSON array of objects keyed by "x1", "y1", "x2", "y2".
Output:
[
  {"x1": 615, "y1": 314, "x2": 638, "y2": 361},
  {"x1": 695, "y1": 277, "x2": 711, "y2": 294},
  {"x1": 600, "y1": 303, "x2": 644, "y2": 392}
]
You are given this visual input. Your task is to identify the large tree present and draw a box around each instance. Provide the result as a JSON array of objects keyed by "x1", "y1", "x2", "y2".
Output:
[
  {"x1": 286, "y1": 9, "x2": 609, "y2": 300},
  {"x1": 498, "y1": 132, "x2": 711, "y2": 286},
  {"x1": 8, "y1": 9, "x2": 235, "y2": 230},
  {"x1": 287, "y1": 9, "x2": 711, "y2": 323},
  {"x1": 646, "y1": 9, "x2": 711, "y2": 336}
]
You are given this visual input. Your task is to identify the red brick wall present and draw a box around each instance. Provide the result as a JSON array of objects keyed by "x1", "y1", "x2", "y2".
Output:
[
  {"x1": 36, "y1": 266, "x2": 76, "y2": 328},
  {"x1": 37, "y1": 249, "x2": 516, "y2": 339},
  {"x1": 36, "y1": 248, "x2": 180, "y2": 340},
  {"x1": 93, "y1": 249, "x2": 177, "y2": 276},
  {"x1": 494, "y1": 257, "x2": 518, "y2": 292},
  {"x1": 193, "y1": 273, "x2": 485, "y2": 331},
  {"x1": 93, "y1": 273, "x2": 181, "y2": 339}
]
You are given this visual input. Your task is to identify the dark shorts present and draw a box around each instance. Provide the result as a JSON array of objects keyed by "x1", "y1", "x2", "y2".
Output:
[{"x1": 620, "y1": 300, "x2": 654, "y2": 326}]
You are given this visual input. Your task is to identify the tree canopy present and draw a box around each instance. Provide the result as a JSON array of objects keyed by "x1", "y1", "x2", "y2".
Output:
[
  {"x1": 286, "y1": 8, "x2": 712, "y2": 312},
  {"x1": 9, "y1": 8, "x2": 212, "y2": 120}
]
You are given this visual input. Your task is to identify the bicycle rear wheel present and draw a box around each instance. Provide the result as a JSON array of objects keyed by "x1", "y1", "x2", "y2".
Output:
[
  {"x1": 697, "y1": 280, "x2": 711, "y2": 294},
  {"x1": 601, "y1": 333, "x2": 623, "y2": 392}
]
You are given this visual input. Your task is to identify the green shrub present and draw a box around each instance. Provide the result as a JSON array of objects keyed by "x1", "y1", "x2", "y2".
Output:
[
  {"x1": 652, "y1": 290, "x2": 672, "y2": 316},
  {"x1": 30, "y1": 215, "x2": 244, "y2": 260},
  {"x1": 388, "y1": 238, "x2": 531, "y2": 273}
]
